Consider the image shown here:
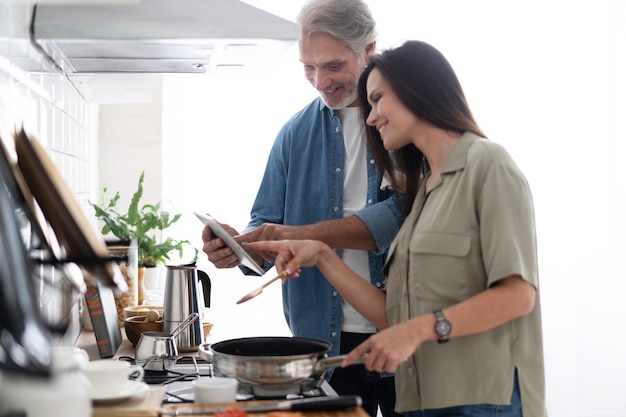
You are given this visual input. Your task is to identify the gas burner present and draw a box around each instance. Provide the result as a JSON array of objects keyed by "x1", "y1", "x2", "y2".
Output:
[
  {"x1": 238, "y1": 379, "x2": 327, "y2": 399},
  {"x1": 163, "y1": 380, "x2": 334, "y2": 404},
  {"x1": 117, "y1": 355, "x2": 213, "y2": 385}
]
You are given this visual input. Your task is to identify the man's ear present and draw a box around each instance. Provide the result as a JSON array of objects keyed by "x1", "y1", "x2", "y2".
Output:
[{"x1": 365, "y1": 41, "x2": 377, "y2": 57}]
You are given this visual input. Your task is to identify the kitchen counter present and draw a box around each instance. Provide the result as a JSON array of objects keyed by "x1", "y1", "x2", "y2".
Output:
[
  {"x1": 93, "y1": 396, "x2": 367, "y2": 417},
  {"x1": 161, "y1": 400, "x2": 370, "y2": 417},
  {"x1": 77, "y1": 330, "x2": 369, "y2": 417}
]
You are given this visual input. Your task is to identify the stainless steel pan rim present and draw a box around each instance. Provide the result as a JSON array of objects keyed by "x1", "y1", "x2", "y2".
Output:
[{"x1": 198, "y1": 336, "x2": 363, "y2": 385}]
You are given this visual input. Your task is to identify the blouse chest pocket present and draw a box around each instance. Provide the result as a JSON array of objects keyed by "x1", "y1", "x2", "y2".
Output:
[{"x1": 409, "y1": 231, "x2": 471, "y2": 304}]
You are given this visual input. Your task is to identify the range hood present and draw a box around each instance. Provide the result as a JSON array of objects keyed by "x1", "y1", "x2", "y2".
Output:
[{"x1": 31, "y1": 0, "x2": 300, "y2": 74}]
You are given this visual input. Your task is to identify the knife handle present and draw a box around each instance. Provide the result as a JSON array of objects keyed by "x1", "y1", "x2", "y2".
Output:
[{"x1": 288, "y1": 395, "x2": 362, "y2": 411}]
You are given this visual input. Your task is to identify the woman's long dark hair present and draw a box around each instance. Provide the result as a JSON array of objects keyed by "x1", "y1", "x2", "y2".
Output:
[{"x1": 358, "y1": 40, "x2": 485, "y2": 216}]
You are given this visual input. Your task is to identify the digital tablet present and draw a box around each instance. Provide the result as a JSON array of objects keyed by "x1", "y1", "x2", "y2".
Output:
[{"x1": 193, "y1": 211, "x2": 265, "y2": 275}]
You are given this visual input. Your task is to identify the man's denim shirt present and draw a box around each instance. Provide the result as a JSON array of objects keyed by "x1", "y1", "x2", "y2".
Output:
[{"x1": 243, "y1": 97, "x2": 404, "y2": 357}]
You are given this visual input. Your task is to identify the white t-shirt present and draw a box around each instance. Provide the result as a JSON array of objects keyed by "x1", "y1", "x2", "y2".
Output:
[{"x1": 336, "y1": 107, "x2": 376, "y2": 334}]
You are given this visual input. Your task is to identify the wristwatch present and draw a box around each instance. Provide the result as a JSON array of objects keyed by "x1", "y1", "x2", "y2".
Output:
[{"x1": 433, "y1": 310, "x2": 451, "y2": 343}]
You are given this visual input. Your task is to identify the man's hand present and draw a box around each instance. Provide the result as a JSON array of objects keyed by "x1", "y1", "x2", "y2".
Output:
[
  {"x1": 237, "y1": 224, "x2": 304, "y2": 263},
  {"x1": 237, "y1": 223, "x2": 303, "y2": 241},
  {"x1": 201, "y1": 222, "x2": 241, "y2": 269}
]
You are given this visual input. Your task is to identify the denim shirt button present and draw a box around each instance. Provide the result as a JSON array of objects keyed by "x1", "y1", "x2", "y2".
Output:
[
  {"x1": 335, "y1": 126, "x2": 340, "y2": 133},
  {"x1": 367, "y1": 198, "x2": 373, "y2": 204},
  {"x1": 331, "y1": 331, "x2": 338, "y2": 337},
  {"x1": 375, "y1": 282, "x2": 382, "y2": 288},
  {"x1": 333, "y1": 207, "x2": 339, "y2": 212},
  {"x1": 332, "y1": 290, "x2": 338, "y2": 296},
  {"x1": 370, "y1": 159, "x2": 375, "y2": 164},
  {"x1": 335, "y1": 167, "x2": 341, "y2": 173}
]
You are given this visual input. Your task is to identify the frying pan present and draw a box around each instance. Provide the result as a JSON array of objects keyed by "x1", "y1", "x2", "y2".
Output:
[{"x1": 198, "y1": 336, "x2": 364, "y2": 385}]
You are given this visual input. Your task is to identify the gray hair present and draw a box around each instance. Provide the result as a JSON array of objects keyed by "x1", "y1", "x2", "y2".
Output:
[{"x1": 297, "y1": 0, "x2": 377, "y2": 53}]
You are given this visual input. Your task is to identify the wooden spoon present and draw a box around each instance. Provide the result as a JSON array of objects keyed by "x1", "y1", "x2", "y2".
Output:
[{"x1": 236, "y1": 270, "x2": 289, "y2": 304}]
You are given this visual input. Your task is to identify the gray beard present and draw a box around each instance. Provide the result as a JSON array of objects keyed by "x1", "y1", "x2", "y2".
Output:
[{"x1": 324, "y1": 89, "x2": 358, "y2": 110}]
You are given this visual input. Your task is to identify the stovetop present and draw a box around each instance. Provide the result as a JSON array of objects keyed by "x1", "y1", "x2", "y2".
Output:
[{"x1": 117, "y1": 355, "x2": 336, "y2": 404}]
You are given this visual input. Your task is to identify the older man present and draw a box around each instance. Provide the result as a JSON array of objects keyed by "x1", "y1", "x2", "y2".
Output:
[{"x1": 202, "y1": 1, "x2": 404, "y2": 416}]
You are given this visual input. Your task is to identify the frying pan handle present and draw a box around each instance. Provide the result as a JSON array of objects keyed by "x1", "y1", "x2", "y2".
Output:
[{"x1": 313, "y1": 354, "x2": 368, "y2": 375}]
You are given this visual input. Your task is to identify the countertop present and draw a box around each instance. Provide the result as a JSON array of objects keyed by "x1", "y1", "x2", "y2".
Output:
[
  {"x1": 161, "y1": 400, "x2": 370, "y2": 417},
  {"x1": 77, "y1": 331, "x2": 369, "y2": 417}
]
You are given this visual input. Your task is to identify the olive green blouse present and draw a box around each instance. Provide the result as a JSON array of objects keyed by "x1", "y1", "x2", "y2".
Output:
[{"x1": 384, "y1": 132, "x2": 547, "y2": 416}]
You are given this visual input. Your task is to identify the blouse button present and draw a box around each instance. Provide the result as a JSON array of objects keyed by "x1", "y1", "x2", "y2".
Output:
[{"x1": 407, "y1": 367, "x2": 414, "y2": 375}]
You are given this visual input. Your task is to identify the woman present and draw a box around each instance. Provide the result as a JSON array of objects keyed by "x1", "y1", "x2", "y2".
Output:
[{"x1": 246, "y1": 41, "x2": 547, "y2": 417}]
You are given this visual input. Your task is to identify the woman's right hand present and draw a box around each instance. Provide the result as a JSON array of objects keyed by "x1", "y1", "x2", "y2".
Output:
[
  {"x1": 250, "y1": 239, "x2": 389, "y2": 330},
  {"x1": 245, "y1": 239, "x2": 333, "y2": 277},
  {"x1": 342, "y1": 318, "x2": 427, "y2": 373}
]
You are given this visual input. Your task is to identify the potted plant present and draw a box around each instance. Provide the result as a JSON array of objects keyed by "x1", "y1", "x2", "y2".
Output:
[{"x1": 90, "y1": 171, "x2": 198, "y2": 300}]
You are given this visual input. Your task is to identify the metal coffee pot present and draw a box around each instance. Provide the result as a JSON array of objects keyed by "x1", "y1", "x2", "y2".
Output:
[{"x1": 163, "y1": 262, "x2": 211, "y2": 351}]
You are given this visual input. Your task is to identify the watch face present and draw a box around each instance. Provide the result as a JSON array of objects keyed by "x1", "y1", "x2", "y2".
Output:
[{"x1": 436, "y1": 320, "x2": 451, "y2": 336}]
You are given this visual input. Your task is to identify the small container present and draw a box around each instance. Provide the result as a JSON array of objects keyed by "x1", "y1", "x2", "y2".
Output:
[
  {"x1": 124, "y1": 315, "x2": 164, "y2": 346},
  {"x1": 134, "y1": 312, "x2": 198, "y2": 371},
  {"x1": 193, "y1": 377, "x2": 238, "y2": 403},
  {"x1": 123, "y1": 304, "x2": 164, "y2": 320},
  {"x1": 134, "y1": 331, "x2": 178, "y2": 371}
]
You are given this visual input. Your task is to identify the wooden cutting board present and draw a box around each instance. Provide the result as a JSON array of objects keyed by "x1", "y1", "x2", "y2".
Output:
[{"x1": 160, "y1": 401, "x2": 370, "y2": 417}]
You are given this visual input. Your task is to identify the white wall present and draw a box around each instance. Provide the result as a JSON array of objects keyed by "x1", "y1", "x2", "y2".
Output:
[
  {"x1": 161, "y1": 43, "x2": 312, "y2": 339},
  {"x1": 97, "y1": 76, "x2": 164, "y2": 224},
  {"x1": 159, "y1": 1, "x2": 626, "y2": 417}
]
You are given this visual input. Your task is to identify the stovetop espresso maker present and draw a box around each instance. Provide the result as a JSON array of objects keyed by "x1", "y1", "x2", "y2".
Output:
[{"x1": 163, "y1": 262, "x2": 211, "y2": 351}]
